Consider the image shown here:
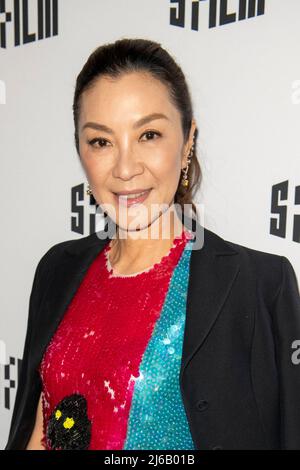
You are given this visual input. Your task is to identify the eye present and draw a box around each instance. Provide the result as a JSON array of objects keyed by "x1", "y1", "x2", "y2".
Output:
[
  {"x1": 87, "y1": 130, "x2": 161, "y2": 149},
  {"x1": 87, "y1": 138, "x2": 109, "y2": 148},
  {"x1": 140, "y1": 130, "x2": 161, "y2": 141}
]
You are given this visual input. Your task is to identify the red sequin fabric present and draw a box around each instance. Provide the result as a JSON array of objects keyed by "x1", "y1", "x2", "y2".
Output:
[{"x1": 38, "y1": 228, "x2": 194, "y2": 450}]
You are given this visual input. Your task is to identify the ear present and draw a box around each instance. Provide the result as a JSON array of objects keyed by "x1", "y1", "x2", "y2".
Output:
[{"x1": 181, "y1": 119, "x2": 197, "y2": 169}]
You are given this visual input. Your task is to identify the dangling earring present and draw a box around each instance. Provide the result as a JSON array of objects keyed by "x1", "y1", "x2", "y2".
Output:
[
  {"x1": 181, "y1": 133, "x2": 195, "y2": 188},
  {"x1": 86, "y1": 183, "x2": 92, "y2": 196}
]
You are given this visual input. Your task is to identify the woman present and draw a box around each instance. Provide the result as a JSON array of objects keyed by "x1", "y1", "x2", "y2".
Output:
[{"x1": 5, "y1": 38, "x2": 300, "y2": 450}]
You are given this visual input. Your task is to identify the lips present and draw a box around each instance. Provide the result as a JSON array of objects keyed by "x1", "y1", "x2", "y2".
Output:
[{"x1": 114, "y1": 189, "x2": 152, "y2": 207}]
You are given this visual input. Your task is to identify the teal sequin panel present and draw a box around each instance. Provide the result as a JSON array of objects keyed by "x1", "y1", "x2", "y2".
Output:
[{"x1": 123, "y1": 239, "x2": 196, "y2": 450}]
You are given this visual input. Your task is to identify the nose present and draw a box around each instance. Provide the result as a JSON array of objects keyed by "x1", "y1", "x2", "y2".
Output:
[{"x1": 112, "y1": 145, "x2": 144, "y2": 181}]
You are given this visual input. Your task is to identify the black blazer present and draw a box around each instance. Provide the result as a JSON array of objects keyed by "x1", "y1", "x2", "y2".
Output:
[{"x1": 5, "y1": 223, "x2": 300, "y2": 450}]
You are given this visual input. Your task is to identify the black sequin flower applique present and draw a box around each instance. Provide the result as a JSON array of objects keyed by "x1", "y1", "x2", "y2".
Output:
[{"x1": 46, "y1": 393, "x2": 91, "y2": 450}]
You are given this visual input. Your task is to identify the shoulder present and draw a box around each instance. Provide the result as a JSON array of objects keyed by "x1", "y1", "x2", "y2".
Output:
[
  {"x1": 204, "y1": 225, "x2": 284, "y2": 268},
  {"x1": 222, "y1": 232, "x2": 284, "y2": 271},
  {"x1": 203, "y1": 226, "x2": 296, "y2": 303},
  {"x1": 35, "y1": 231, "x2": 102, "y2": 274}
]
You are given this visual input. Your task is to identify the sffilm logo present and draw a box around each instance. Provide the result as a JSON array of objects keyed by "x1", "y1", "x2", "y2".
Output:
[
  {"x1": 170, "y1": 0, "x2": 265, "y2": 30},
  {"x1": 1, "y1": 356, "x2": 22, "y2": 410},
  {"x1": 270, "y1": 180, "x2": 300, "y2": 243},
  {"x1": 0, "y1": 0, "x2": 58, "y2": 49},
  {"x1": 71, "y1": 183, "x2": 101, "y2": 236}
]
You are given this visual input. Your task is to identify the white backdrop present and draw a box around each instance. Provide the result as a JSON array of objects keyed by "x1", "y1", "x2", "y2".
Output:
[{"x1": 0, "y1": 0, "x2": 299, "y2": 449}]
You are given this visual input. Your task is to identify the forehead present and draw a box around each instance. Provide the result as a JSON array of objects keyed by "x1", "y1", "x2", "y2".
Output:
[{"x1": 79, "y1": 71, "x2": 180, "y2": 125}]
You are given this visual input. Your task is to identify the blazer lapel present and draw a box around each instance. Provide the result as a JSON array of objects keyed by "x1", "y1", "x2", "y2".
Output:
[
  {"x1": 32, "y1": 232, "x2": 112, "y2": 372},
  {"x1": 180, "y1": 228, "x2": 240, "y2": 380}
]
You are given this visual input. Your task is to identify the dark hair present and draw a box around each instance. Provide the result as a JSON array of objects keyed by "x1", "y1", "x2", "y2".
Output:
[{"x1": 73, "y1": 37, "x2": 202, "y2": 218}]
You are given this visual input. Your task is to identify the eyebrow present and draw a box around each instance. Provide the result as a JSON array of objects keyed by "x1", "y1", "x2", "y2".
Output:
[{"x1": 81, "y1": 112, "x2": 170, "y2": 134}]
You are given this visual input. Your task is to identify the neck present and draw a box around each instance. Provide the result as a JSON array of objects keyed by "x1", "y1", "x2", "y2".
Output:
[{"x1": 109, "y1": 206, "x2": 185, "y2": 269}]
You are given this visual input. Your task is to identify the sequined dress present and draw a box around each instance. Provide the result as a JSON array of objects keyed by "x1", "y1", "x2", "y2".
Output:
[{"x1": 38, "y1": 228, "x2": 196, "y2": 450}]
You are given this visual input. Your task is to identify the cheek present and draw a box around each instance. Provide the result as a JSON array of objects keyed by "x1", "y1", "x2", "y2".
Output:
[
  {"x1": 152, "y1": 151, "x2": 181, "y2": 183},
  {"x1": 82, "y1": 155, "x2": 110, "y2": 183}
]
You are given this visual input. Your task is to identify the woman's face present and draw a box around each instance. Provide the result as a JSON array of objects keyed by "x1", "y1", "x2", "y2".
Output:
[{"x1": 78, "y1": 71, "x2": 195, "y2": 233}]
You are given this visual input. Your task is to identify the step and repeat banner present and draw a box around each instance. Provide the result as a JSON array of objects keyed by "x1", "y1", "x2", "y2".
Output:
[{"x1": 0, "y1": 0, "x2": 299, "y2": 449}]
